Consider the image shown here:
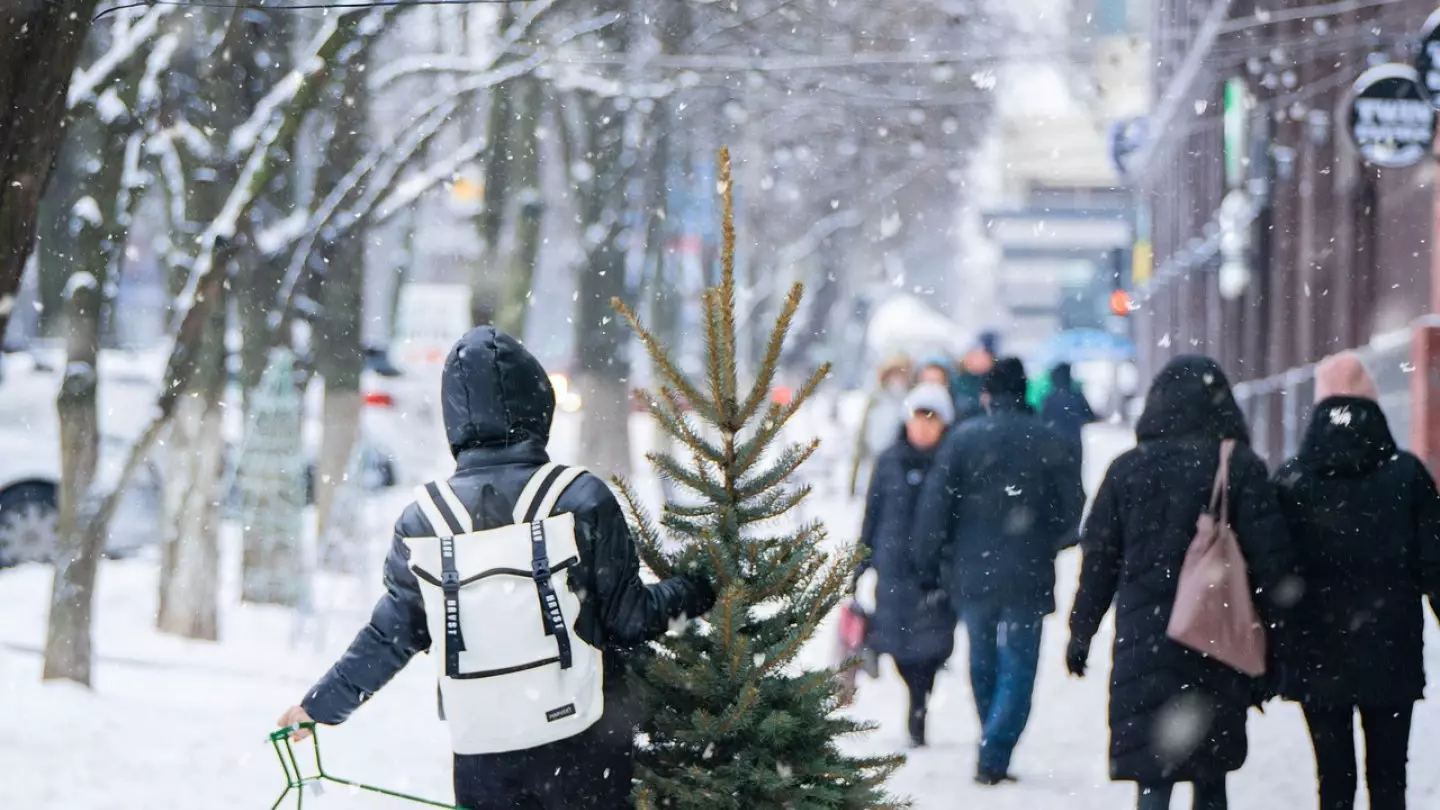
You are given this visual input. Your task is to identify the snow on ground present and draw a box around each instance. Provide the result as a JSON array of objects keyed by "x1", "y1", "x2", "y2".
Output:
[{"x1": 3, "y1": 403, "x2": 1439, "y2": 809}]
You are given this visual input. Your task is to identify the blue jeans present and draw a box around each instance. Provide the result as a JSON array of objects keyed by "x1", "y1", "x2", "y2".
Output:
[{"x1": 964, "y1": 604, "x2": 1043, "y2": 776}]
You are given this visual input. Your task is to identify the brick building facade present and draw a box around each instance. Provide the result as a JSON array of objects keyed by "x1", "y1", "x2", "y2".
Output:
[{"x1": 1130, "y1": 0, "x2": 1438, "y2": 466}]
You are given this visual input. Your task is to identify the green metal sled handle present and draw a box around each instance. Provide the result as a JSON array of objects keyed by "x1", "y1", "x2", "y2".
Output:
[{"x1": 268, "y1": 722, "x2": 461, "y2": 810}]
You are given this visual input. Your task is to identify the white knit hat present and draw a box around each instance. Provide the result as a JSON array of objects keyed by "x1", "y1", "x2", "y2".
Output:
[{"x1": 904, "y1": 382, "x2": 955, "y2": 425}]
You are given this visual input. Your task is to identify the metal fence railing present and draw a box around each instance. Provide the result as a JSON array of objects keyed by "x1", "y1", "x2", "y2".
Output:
[{"x1": 1232, "y1": 329, "x2": 1414, "y2": 467}]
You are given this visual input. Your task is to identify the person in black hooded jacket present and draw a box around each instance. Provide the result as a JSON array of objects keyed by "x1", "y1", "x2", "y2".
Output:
[
  {"x1": 277, "y1": 326, "x2": 715, "y2": 810},
  {"x1": 911, "y1": 357, "x2": 1085, "y2": 784},
  {"x1": 1272, "y1": 352, "x2": 1440, "y2": 810},
  {"x1": 1066, "y1": 355, "x2": 1295, "y2": 810},
  {"x1": 1041, "y1": 362, "x2": 1098, "y2": 464}
]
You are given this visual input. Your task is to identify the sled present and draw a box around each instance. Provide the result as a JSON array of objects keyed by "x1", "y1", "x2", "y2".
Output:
[{"x1": 268, "y1": 722, "x2": 460, "y2": 809}]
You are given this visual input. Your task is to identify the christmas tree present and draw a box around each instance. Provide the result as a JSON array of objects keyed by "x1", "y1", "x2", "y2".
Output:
[{"x1": 613, "y1": 148, "x2": 903, "y2": 809}]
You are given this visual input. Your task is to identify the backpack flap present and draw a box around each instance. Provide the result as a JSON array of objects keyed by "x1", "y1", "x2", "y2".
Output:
[{"x1": 403, "y1": 466, "x2": 604, "y2": 754}]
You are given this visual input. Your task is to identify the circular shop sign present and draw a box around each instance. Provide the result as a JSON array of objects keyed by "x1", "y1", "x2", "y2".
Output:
[
  {"x1": 1347, "y1": 64, "x2": 1434, "y2": 168},
  {"x1": 1415, "y1": 9, "x2": 1440, "y2": 105}
]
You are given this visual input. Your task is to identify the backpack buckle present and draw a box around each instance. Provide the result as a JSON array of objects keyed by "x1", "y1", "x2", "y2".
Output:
[
  {"x1": 441, "y1": 570, "x2": 460, "y2": 588},
  {"x1": 532, "y1": 559, "x2": 551, "y2": 580}
]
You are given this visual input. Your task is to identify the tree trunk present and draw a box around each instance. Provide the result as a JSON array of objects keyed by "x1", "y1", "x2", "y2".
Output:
[
  {"x1": 573, "y1": 92, "x2": 632, "y2": 477},
  {"x1": 35, "y1": 137, "x2": 87, "y2": 337},
  {"x1": 156, "y1": 301, "x2": 225, "y2": 639},
  {"x1": 469, "y1": 2, "x2": 517, "y2": 327},
  {"x1": 154, "y1": 389, "x2": 224, "y2": 640},
  {"x1": 0, "y1": 1, "x2": 99, "y2": 340},
  {"x1": 313, "y1": 45, "x2": 369, "y2": 551},
  {"x1": 494, "y1": 75, "x2": 543, "y2": 336},
  {"x1": 43, "y1": 278, "x2": 101, "y2": 685},
  {"x1": 314, "y1": 388, "x2": 362, "y2": 570}
]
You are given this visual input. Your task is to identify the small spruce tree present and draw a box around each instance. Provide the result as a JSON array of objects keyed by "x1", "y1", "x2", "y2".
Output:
[{"x1": 612, "y1": 147, "x2": 903, "y2": 809}]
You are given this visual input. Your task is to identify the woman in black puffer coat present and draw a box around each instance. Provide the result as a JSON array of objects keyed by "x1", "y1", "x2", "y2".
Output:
[
  {"x1": 1066, "y1": 355, "x2": 1295, "y2": 810},
  {"x1": 1273, "y1": 352, "x2": 1440, "y2": 810},
  {"x1": 858, "y1": 382, "x2": 957, "y2": 748}
]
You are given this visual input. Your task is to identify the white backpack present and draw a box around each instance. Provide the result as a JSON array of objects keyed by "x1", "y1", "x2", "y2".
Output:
[{"x1": 405, "y1": 463, "x2": 604, "y2": 754}]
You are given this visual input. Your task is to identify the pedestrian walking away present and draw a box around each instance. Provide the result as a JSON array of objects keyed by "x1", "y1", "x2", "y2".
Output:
[
  {"x1": 275, "y1": 326, "x2": 716, "y2": 810},
  {"x1": 857, "y1": 382, "x2": 958, "y2": 748},
  {"x1": 911, "y1": 357, "x2": 1085, "y2": 784},
  {"x1": 1272, "y1": 351, "x2": 1440, "y2": 810},
  {"x1": 1040, "y1": 362, "x2": 1098, "y2": 466},
  {"x1": 1066, "y1": 355, "x2": 1295, "y2": 810}
]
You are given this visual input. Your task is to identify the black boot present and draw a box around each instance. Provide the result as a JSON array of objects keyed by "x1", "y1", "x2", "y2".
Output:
[{"x1": 907, "y1": 708, "x2": 926, "y2": 748}]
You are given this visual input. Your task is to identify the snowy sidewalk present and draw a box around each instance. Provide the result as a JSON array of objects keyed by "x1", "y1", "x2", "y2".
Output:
[{"x1": 3, "y1": 422, "x2": 1438, "y2": 808}]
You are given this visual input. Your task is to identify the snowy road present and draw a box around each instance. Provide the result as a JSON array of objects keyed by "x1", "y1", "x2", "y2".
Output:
[{"x1": 3, "y1": 418, "x2": 1438, "y2": 808}]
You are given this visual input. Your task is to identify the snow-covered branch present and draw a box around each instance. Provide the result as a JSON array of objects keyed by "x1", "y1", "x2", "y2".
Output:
[
  {"x1": 68, "y1": 6, "x2": 174, "y2": 109},
  {"x1": 541, "y1": 61, "x2": 674, "y2": 100},
  {"x1": 178, "y1": 7, "x2": 393, "y2": 309},
  {"x1": 371, "y1": 135, "x2": 488, "y2": 222},
  {"x1": 227, "y1": 11, "x2": 341, "y2": 159},
  {"x1": 370, "y1": 9, "x2": 616, "y2": 89}
]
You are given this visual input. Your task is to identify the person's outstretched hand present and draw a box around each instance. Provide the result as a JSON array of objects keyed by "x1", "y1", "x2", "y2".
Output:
[
  {"x1": 277, "y1": 705, "x2": 314, "y2": 741},
  {"x1": 1065, "y1": 636, "x2": 1089, "y2": 678}
]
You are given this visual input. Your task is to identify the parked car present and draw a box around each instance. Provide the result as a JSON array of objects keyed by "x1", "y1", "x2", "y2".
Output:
[
  {"x1": 0, "y1": 345, "x2": 407, "y2": 568},
  {"x1": 0, "y1": 347, "x2": 166, "y2": 567}
]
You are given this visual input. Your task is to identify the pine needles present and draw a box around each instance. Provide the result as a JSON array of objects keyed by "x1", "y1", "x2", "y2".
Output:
[{"x1": 612, "y1": 147, "x2": 904, "y2": 809}]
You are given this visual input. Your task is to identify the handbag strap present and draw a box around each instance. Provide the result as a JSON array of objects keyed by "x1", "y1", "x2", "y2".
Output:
[{"x1": 1208, "y1": 439, "x2": 1236, "y2": 519}]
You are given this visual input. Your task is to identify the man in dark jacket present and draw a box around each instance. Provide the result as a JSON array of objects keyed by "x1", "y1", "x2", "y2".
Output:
[
  {"x1": 911, "y1": 357, "x2": 1085, "y2": 784},
  {"x1": 1040, "y1": 362, "x2": 1097, "y2": 464},
  {"x1": 277, "y1": 326, "x2": 714, "y2": 809}
]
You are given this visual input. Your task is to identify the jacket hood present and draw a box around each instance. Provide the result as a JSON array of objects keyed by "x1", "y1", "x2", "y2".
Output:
[
  {"x1": 442, "y1": 326, "x2": 555, "y2": 457},
  {"x1": 1050, "y1": 363, "x2": 1073, "y2": 389},
  {"x1": 1135, "y1": 355, "x2": 1249, "y2": 443},
  {"x1": 1298, "y1": 396, "x2": 1397, "y2": 476},
  {"x1": 982, "y1": 357, "x2": 1028, "y2": 399}
]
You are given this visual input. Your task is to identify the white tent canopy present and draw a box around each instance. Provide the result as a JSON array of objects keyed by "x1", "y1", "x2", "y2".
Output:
[{"x1": 865, "y1": 294, "x2": 970, "y2": 362}]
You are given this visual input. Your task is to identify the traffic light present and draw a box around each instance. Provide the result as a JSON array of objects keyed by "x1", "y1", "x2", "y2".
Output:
[{"x1": 1109, "y1": 289, "x2": 1135, "y2": 316}]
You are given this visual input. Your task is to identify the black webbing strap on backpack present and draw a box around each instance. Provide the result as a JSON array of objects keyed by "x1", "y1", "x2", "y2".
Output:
[
  {"x1": 529, "y1": 520, "x2": 573, "y2": 669},
  {"x1": 424, "y1": 481, "x2": 468, "y2": 678},
  {"x1": 520, "y1": 467, "x2": 576, "y2": 670},
  {"x1": 519, "y1": 465, "x2": 568, "y2": 638}
]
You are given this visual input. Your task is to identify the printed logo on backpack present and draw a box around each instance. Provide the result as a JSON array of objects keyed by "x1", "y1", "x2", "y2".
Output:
[{"x1": 403, "y1": 463, "x2": 604, "y2": 754}]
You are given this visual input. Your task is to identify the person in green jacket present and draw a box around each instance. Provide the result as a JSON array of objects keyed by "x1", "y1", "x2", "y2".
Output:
[{"x1": 950, "y1": 331, "x2": 998, "y2": 422}]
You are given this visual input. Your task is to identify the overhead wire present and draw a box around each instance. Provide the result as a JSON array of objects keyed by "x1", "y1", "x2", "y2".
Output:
[{"x1": 95, "y1": 0, "x2": 513, "y2": 21}]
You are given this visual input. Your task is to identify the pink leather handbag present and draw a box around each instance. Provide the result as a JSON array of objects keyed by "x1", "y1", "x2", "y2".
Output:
[{"x1": 1166, "y1": 439, "x2": 1267, "y2": 677}]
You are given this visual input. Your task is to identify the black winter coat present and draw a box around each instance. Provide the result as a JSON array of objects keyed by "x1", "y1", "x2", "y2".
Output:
[
  {"x1": 1068, "y1": 355, "x2": 1294, "y2": 784},
  {"x1": 1273, "y1": 396, "x2": 1440, "y2": 706},
  {"x1": 911, "y1": 396, "x2": 1085, "y2": 618},
  {"x1": 1041, "y1": 366, "x2": 1097, "y2": 457},
  {"x1": 859, "y1": 432, "x2": 955, "y2": 664},
  {"x1": 301, "y1": 327, "x2": 712, "y2": 731}
]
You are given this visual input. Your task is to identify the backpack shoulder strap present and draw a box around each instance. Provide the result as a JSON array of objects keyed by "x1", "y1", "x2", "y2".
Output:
[
  {"x1": 533, "y1": 465, "x2": 587, "y2": 520},
  {"x1": 513, "y1": 463, "x2": 589, "y2": 523},
  {"x1": 414, "y1": 480, "x2": 473, "y2": 535},
  {"x1": 513, "y1": 462, "x2": 562, "y2": 524}
]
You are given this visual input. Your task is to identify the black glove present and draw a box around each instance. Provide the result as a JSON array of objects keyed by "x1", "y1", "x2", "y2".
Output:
[
  {"x1": 1065, "y1": 636, "x2": 1089, "y2": 678},
  {"x1": 681, "y1": 574, "x2": 717, "y2": 618}
]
